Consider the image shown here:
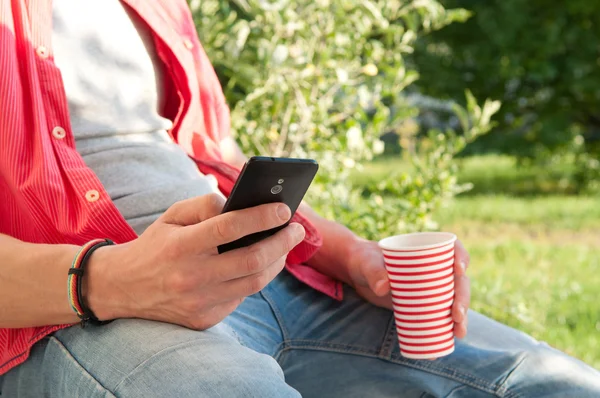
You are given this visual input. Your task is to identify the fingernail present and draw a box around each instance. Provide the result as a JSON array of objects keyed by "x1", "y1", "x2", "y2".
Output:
[
  {"x1": 277, "y1": 204, "x2": 291, "y2": 221},
  {"x1": 459, "y1": 305, "x2": 466, "y2": 317},
  {"x1": 459, "y1": 261, "x2": 466, "y2": 273},
  {"x1": 374, "y1": 280, "x2": 387, "y2": 295},
  {"x1": 290, "y1": 223, "x2": 305, "y2": 239}
]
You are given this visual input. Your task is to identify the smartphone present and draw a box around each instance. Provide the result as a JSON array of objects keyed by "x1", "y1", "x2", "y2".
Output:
[{"x1": 217, "y1": 156, "x2": 318, "y2": 254}]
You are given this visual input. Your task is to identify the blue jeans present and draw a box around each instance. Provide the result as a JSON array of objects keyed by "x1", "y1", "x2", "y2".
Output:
[{"x1": 1, "y1": 269, "x2": 599, "y2": 397}]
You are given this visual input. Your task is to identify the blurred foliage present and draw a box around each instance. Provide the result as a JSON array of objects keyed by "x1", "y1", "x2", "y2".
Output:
[
  {"x1": 412, "y1": 0, "x2": 600, "y2": 193},
  {"x1": 189, "y1": 0, "x2": 499, "y2": 237}
]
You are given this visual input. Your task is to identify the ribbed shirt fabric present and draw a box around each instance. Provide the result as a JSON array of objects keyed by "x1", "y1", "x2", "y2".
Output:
[{"x1": 0, "y1": 0, "x2": 338, "y2": 375}]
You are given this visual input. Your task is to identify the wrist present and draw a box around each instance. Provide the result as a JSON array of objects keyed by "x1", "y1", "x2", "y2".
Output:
[
  {"x1": 306, "y1": 219, "x2": 360, "y2": 284},
  {"x1": 82, "y1": 244, "x2": 128, "y2": 321}
]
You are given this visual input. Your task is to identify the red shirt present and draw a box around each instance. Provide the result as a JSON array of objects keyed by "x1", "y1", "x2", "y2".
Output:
[{"x1": 0, "y1": 0, "x2": 342, "y2": 376}]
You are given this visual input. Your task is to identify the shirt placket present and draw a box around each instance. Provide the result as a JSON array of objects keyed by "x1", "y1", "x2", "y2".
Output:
[
  {"x1": 121, "y1": 0, "x2": 201, "y2": 154},
  {"x1": 30, "y1": 0, "x2": 137, "y2": 242}
]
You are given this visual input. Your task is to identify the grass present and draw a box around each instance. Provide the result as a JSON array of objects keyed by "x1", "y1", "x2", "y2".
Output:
[
  {"x1": 353, "y1": 155, "x2": 600, "y2": 369},
  {"x1": 352, "y1": 154, "x2": 580, "y2": 196},
  {"x1": 437, "y1": 198, "x2": 600, "y2": 368}
]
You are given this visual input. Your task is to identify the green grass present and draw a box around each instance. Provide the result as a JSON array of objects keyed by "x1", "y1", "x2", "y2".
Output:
[
  {"x1": 352, "y1": 154, "x2": 580, "y2": 196},
  {"x1": 437, "y1": 195, "x2": 600, "y2": 231},
  {"x1": 436, "y1": 199, "x2": 600, "y2": 368},
  {"x1": 353, "y1": 155, "x2": 600, "y2": 369}
]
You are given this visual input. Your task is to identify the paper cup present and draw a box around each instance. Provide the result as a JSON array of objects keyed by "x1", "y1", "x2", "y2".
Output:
[
  {"x1": 390, "y1": 282, "x2": 454, "y2": 297},
  {"x1": 388, "y1": 266, "x2": 454, "y2": 282},
  {"x1": 397, "y1": 321, "x2": 454, "y2": 336},
  {"x1": 379, "y1": 232, "x2": 457, "y2": 359},
  {"x1": 392, "y1": 308, "x2": 452, "y2": 321},
  {"x1": 394, "y1": 316, "x2": 453, "y2": 328},
  {"x1": 392, "y1": 289, "x2": 454, "y2": 306},
  {"x1": 398, "y1": 331, "x2": 454, "y2": 344},
  {"x1": 389, "y1": 274, "x2": 454, "y2": 290}
]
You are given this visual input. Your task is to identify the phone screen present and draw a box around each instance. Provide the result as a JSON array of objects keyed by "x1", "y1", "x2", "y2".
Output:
[{"x1": 217, "y1": 157, "x2": 318, "y2": 253}]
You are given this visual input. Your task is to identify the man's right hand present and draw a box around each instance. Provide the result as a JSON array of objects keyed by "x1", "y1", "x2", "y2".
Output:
[{"x1": 86, "y1": 193, "x2": 305, "y2": 330}]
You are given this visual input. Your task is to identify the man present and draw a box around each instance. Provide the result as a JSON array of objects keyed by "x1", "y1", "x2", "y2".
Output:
[{"x1": 0, "y1": 0, "x2": 598, "y2": 396}]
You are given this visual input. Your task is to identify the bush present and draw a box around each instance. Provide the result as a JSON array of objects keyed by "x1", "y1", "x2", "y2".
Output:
[
  {"x1": 412, "y1": 0, "x2": 600, "y2": 192},
  {"x1": 190, "y1": 0, "x2": 499, "y2": 238}
]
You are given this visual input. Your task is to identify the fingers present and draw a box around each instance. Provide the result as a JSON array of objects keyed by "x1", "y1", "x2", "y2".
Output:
[
  {"x1": 214, "y1": 223, "x2": 305, "y2": 301},
  {"x1": 454, "y1": 239, "x2": 470, "y2": 277},
  {"x1": 215, "y1": 223, "x2": 305, "y2": 282},
  {"x1": 454, "y1": 310, "x2": 468, "y2": 339},
  {"x1": 452, "y1": 239, "x2": 470, "y2": 338},
  {"x1": 161, "y1": 193, "x2": 225, "y2": 226},
  {"x1": 452, "y1": 274, "x2": 470, "y2": 336},
  {"x1": 452, "y1": 274, "x2": 470, "y2": 322},
  {"x1": 359, "y1": 247, "x2": 389, "y2": 297},
  {"x1": 186, "y1": 202, "x2": 293, "y2": 250},
  {"x1": 218, "y1": 255, "x2": 288, "y2": 301}
]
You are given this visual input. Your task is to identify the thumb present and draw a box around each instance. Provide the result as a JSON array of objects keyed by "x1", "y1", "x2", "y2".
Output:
[
  {"x1": 358, "y1": 255, "x2": 390, "y2": 297},
  {"x1": 161, "y1": 193, "x2": 226, "y2": 226}
]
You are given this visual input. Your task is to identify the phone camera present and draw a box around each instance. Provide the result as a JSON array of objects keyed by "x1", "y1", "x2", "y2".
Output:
[
  {"x1": 278, "y1": 178, "x2": 285, "y2": 184},
  {"x1": 271, "y1": 185, "x2": 283, "y2": 194}
]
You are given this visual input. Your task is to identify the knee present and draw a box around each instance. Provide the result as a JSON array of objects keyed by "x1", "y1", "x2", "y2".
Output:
[
  {"x1": 55, "y1": 319, "x2": 300, "y2": 397},
  {"x1": 112, "y1": 324, "x2": 299, "y2": 397},
  {"x1": 503, "y1": 345, "x2": 600, "y2": 397}
]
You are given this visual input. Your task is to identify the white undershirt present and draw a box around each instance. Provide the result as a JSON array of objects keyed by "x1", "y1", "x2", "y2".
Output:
[{"x1": 52, "y1": 0, "x2": 219, "y2": 235}]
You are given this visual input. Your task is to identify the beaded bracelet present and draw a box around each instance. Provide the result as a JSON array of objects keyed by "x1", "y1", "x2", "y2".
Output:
[{"x1": 67, "y1": 238, "x2": 115, "y2": 327}]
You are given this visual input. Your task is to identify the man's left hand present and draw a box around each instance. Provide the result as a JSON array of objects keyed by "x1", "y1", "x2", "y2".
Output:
[{"x1": 346, "y1": 238, "x2": 470, "y2": 339}]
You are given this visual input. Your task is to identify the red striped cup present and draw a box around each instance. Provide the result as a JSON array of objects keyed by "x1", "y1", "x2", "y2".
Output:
[{"x1": 379, "y1": 232, "x2": 457, "y2": 359}]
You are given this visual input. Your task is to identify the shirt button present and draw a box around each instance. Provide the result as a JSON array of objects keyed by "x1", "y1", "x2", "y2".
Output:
[
  {"x1": 85, "y1": 190, "x2": 100, "y2": 203},
  {"x1": 183, "y1": 38, "x2": 194, "y2": 50},
  {"x1": 36, "y1": 46, "x2": 49, "y2": 59},
  {"x1": 52, "y1": 126, "x2": 67, "y2": 139}
]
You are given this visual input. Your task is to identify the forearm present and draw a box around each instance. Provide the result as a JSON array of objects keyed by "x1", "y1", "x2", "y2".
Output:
[
  {"x1": 300, "y1": 203, "x2": 357, "y2": 285},
  {"x1": 0, "y1": 234, "x2": 115, "y2": 328}
]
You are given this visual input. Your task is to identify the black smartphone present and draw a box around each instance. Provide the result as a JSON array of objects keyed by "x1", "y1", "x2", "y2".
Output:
[{"x1": 217, "y1": 156, "x2": 318, "y2": 254}]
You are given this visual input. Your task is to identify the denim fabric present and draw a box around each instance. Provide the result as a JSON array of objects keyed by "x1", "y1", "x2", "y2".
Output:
[{"x1": 1, "y1": 269, "x2": 599, "y2": 397}]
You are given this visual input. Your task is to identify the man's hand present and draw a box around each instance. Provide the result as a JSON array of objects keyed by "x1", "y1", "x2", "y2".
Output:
[
  {"x1": 86, "y1": 193, "x2": 305, "y2": 330},
  {"x1": 346, "y1": 238, "x2": 471, "y2": 339}
]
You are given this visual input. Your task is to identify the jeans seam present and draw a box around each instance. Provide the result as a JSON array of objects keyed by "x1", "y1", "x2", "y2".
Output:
[
  {"x1": 259, "y1": 290, "x2": 290, "y2": 343},
  {"x1": 378, "y1": 316, "x2": 397, "y2": 359},
  {"x1": 496, "y1": 354, "x2": 528, "y2": 398},
  {"x1": 442, "y1": 385, "x2": 462, "y2": 398},
  {"x1": 273, "y1": 342, "x2": 288, "y2": 363},
  {"x1": 282, "y1": 338, "x2": 379, "y2": 355},
  {"x1": 279, "y1": 339, "x2": 502, "y2": 396},
  {"x1": 443, "y1": 384, "x2": 497, "y2": 398},
  {"x1": 111, "y1": 338, "x2": 222, "y2": 393},
  {"x1": 227, "y1": 326, "x2": 246, "y2": 347},
  {"x1": 49, "y1": 337, "x2": 117, "y2": 398}
]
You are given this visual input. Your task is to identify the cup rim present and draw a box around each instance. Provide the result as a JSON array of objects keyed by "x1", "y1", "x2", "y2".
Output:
[
  {"x1": 382, "y1": 245, "x2": 455, "y2": 260},
  {"x1": 384, "y1": 252, "x2": 454, "y2": 266},
  {"x1": 378, "y1": 232, "x2": 457, "y2": 251}
]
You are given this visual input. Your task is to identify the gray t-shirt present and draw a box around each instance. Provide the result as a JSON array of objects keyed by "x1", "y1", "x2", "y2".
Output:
[{"x1": 52, "y1": 0, "x2": 220, "y2": 235}]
